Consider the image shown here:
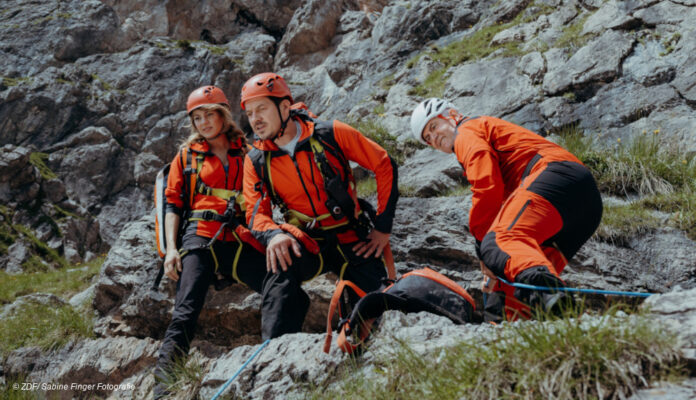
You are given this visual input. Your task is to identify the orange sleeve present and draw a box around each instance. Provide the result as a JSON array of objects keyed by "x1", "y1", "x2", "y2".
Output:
[
  {"x1": 243, "y1": 154, "x2": 283, "y2": 245},
  {"x1": 164, "y1": 149, "x2": 185, "y2": 215},
  {"x1": 332, "y1": 120, "x2": 399, "y2": 234},
  {"x1": 454, "y1": 132, "x2": 505, "y2": 241}
]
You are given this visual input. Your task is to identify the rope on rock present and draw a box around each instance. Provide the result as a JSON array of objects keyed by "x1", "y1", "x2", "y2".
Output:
[{"x1": 211, "y1": 338, "x2": 271, "y2": 400}]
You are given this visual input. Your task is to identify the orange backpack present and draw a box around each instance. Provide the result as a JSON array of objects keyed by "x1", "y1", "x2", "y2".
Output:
[{"x1": 324, "y1": 268, "x2": 476, "y2": 354}]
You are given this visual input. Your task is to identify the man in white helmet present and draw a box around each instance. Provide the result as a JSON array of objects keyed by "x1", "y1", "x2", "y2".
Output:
[{"x1": 410, "y1": 98, "x2": 602, "y2": 321}]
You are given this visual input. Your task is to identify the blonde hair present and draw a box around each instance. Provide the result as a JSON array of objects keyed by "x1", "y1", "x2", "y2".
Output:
[{"x1": 180, "y1": 104, "x2": 246, "y2": 150}]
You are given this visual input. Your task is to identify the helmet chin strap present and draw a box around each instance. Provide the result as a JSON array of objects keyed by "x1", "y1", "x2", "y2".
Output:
[{"x1": 272, "y1": 104, "x2": 291, "y2": 140}]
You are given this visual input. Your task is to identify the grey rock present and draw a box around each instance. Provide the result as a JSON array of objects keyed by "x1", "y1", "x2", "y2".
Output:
[
  {"x1": 581, "y1": 0, "x2": 640, "y2": 35},
  {"x1": 93, "y1": 215, "x2": 334, "y2": 344},
  {"x1": 517, "y1": 51, "x2": 546, "y2": 84},
  {"x1": 447, "y1": 57, "x2": 539, "y2": 116},
  {"x1": 670, "y1": 30, "x2": 696, "y2": 103},
  {"x1": 543, "y1": 30, "x2": 635, "y2": 95},
  {"x1": 492, "y1": 16, "x2": 550, "y2": 45},
  {"x1": 232, "y1": 0, "x2": 304, "y2": 36},
  {"x1": 628, "y1": 379, "x2": 696, "y2": 400},
  {"x1": 25, "y1": 337, "x2": 160, "y2": 398},
  {"x1": 5, "y1": 241, "x2": 30, "y2": 274},
  {"x1": 69, "y1": 283, "x2": 96, "y2": 308},
  {"x1": 391, "y1": 197, "x2": 479, "y2": 277},
  {"x1": 623, "y1": 40, "x2": 677, "y2": 86},
  {"x1": 539, "y1": 96, "x2": 578, "y2": 129},
  {"x1": 0, "y1": 293, "x2": 67, "y2": 320},
  {"x1": 633, "y1": 1, "x2": 696, "y2": 27},
  {"x1": 398, "y1": 148, "x2": 464, "y2": 197},
  {"x1": 487, "y1": 0, "x2": 533, "y2": 24},
  {"x1": 49, "y1": 127, "x2": 132, "y2": 210},
  {"x1": 574, "y1": 82, "x2": 680, "y2": 130},
  {"x1": 275, "y1": 0, "x2": 344, "y2": 68},
  {"x1": 41, "y1": 178, "x2": 68, "y2": 203},
  {"x1": 2, "y1": 347, "x2": 44, "y2": 377}
]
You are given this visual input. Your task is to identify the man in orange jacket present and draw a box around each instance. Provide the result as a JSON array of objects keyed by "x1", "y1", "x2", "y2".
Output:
[
  {"x1": 241, "y1": 73, "x2": 399, "y2": 339},
  {"x1": 410, "y1": 98, "x2": 602, "y2": 321}
]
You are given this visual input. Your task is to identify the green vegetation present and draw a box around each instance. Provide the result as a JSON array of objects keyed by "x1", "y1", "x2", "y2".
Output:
[
  {"x1": 660, "y1": 32, "x2": 682, "y2": 56},
  {"x1": 90, "y1": 74, "x2": 113, "y2": 91},
  {"x1": 1, "y1": 76, "x2": 32, "y2": 87},
  {"x1": 0, "y1": 206, "x2": 15, "y2": 257},
  {"x1": 350, "y1": 119, "x2": 426, "y2": 165},
  {"x1": 176, "y1": 39, "x2": 193, "y2": 50},
  {"x1": 553, "y1": 126, "x2": 696, "y2": 241},
  {"x1": 378, "y1": 73, "x2": 396, "y2": 91},
  {"x1": 157, "y1": 354, "x2": 206, "y2": 399},
  {"x1": 406, "y1": 2, "x2": 556, "y2": 97},
  {"x1": 308, "y1": 308, "x2": 684, "y2": 399},
  {"x1": 594, "y1": 202, "x2": 661, "y2": 245},
  {"x1": 554, "y1": 13, "x2": 595, "y2": 50},
  {"x1": 443, "y1": 183, "x2": 470, "y2": 197},
  {"x1": 204, "y1": 45, "x2": 226, "y2": 55},
  {"x1": 29, "y1": 152, "x2": 57, "y2": 180},
  {"x1": 0, "y1": 301, "x2": 94, "y2": 356},
  {"x1": 561, "y1": 91, "x2": 576, "y2": 102},
  {"x1": 0, "y1": 256, "x2": 104, "y2": 304},
  {"x1": 13, "y1": 224, "x2": 69, "y2": 269},
  {"x1": 356, "y1": 176, "x2": 377, "y2": 198},
  {"x1": 640, "y1": 190, "x2": 696, "y2": 240},
  {"x1": 373, "y1": 103, "x2": 385, "y2": 116}
]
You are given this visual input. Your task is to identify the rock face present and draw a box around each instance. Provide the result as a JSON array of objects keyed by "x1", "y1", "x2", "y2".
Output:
[{"x1": 2, "y1": 0, "x2": 696, "y2": 398}]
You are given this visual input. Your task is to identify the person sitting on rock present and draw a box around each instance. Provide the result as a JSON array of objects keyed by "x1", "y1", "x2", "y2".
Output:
[
  {"x1": 409, "y1": 98, "x2": 603, "y2": 322},
  {"x1": 153, "y1": 86, "x2": 266, "y2": 397},
  {"x1": 240, "y1": 72, "x2": 399, "y2": 340}
]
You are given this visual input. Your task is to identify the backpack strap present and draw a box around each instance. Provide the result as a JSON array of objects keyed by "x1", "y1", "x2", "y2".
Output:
[{"x1": 323, "y1": 280, "x2": 367, "y2": 354}]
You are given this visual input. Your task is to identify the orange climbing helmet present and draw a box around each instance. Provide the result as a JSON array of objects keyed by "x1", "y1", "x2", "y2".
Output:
[
  {"x1": 186, "y1": 86, "x2": 230, "y2": 114},
  {"x1": 240, "y1": 73, "x2": 293, "y2": 110}
]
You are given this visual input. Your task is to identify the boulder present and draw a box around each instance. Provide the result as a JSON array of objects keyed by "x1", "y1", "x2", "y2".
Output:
[
  {"x1": 543, "y1": 30, "x2": 635, "y2": 95},
  {"x1": 398, "y1": 148, "x2": 465, "y2": 197},
  {"x1": 447, "y1": 57, "x2": 539, "y2": 117}
]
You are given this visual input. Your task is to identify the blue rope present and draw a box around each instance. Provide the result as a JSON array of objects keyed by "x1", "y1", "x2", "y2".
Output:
[
  {"x1": 497, "y1": 278, "x2": 654, "y2": 298},
  {"x1": 211, "y1": 339, "x2": 271, "y2": 400}
]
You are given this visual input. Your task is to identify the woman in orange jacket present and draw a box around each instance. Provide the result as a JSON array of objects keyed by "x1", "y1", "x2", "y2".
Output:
[
  {"x1": 410, "y1": 98, "x2": 602, "y2": 321},
  {"x1": 154, "y1": 86, "x2": 265, "y2": 398}
]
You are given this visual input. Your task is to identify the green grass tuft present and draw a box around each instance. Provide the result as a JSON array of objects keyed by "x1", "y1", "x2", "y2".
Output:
[
  {"x1": 640, "y1": 190, "x2": 696, "y2": 240},
  {"x1": 356, "y1": 176, "x2": 377, "y2": 198},
  {"x1": 350, "y1": 119, "x2": 426, "y2": 165},
  {"x1": 594, "y1": 202, "x2": 661, "y2": 245},
  {"x1": 28, "y1": 152, "x2": 57, "y2": 180},
  {"x1": 307, "y1": 309, "x2": 684, "y2": 399},
  {"x1": 0, "y1": 302, "x2": 95, "y2": 357},
  {"x1": 156, "y1": 354, "x2": 206, "y2": 399},
  {"x1": 0, "y1": 256, "x2": 104, "y2": 304},
  {"x1": 554, "y1": 13, "x2": 595, "y2": 50}
]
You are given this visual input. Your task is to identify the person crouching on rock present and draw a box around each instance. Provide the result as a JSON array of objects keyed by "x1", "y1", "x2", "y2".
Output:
[
  {"x1": 409, "y1": 98, "x2": 603, "y2": 322},
  {"x1": 240, "y1": 73, "x2": 399, "y2": 340},
  {"x1": 153, "y1": 86, "x2": 266, "y2": 398}
]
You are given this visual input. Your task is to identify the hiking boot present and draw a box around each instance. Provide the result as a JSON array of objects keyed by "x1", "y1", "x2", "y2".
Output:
[{"x1": 513, "y1": 266, "x2": 574, "y2": 316}]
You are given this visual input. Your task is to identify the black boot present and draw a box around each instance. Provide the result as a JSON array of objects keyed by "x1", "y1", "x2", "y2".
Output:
[{"x1": 514, "y1": 266, "x2": 573, "y2": 316}]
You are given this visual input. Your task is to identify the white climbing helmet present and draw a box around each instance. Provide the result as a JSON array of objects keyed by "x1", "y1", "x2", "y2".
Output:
[{"x1": 410, "y1": 98, "x2": 457, "y2": 145}]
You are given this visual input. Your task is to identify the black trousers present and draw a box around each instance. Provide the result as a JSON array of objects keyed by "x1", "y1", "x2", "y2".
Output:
[
  {"x1": 153, "y1": 236, "x2": 265, "y2": 391},
  {"x1": 261, "y1": 235, "x2": 387, "y2": 340}
]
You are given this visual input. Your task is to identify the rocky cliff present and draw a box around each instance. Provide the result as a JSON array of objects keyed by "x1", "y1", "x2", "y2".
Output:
[{"x1": 1, "y1": 0, "x2": 695, "y2": 398}]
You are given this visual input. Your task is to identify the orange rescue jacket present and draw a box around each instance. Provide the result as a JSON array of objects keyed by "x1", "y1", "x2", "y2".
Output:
[
  {"x1": 243, "y1": 116, "x2": 398, "y2": 245},
  {"x1": 165, "y1": 138, "x2": 246, "y2": 242},
  {"x1": 453, "y1": 116, "x2": 582, "y2": 241}
]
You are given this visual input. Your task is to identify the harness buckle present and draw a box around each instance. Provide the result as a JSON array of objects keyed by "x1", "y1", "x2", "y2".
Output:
[
  {"x1": 307, "y1": 218, "x2": 317, "y2": 230},
  {"x1": 201, "y1": 210, "x2": 215, "y2": 221}
]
